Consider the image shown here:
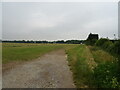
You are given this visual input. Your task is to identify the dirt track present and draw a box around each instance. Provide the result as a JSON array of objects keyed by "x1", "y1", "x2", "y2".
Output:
[{"x1": 2, "y1": 49, "x2": 75, "y2": 88}]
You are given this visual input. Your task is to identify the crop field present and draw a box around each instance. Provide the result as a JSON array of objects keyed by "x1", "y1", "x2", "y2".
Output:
[
  {"x1": 2, "y1": 43, "x2": 79, "y2": 64},
  {"x1": 2, "y1": 43, "x2": 119, "y2": 88}
]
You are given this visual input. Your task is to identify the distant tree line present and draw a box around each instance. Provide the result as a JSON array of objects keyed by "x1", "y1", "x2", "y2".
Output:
[{"x1": 2, "y1": 40, "x2": 84, "y2": 44}]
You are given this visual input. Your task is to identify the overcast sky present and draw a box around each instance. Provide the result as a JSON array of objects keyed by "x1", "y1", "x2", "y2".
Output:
[{"x1": 2, "y1": 2, "x2": 118, "y2": 41}]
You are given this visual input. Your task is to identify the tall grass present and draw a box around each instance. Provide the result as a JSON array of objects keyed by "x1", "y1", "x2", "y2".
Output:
[
  {"x1": 66, "y1": 45, "x2": 119, "y2": 88},
  {"x1": 89, "y1": 46, "x2": 120, "y2": 88},
  {"x1": 66, "y1": 45, "x2": 95, "y2": 88}
]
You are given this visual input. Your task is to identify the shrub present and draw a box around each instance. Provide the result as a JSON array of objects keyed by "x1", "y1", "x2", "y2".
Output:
[
  {"x1": 112, "y1": 40, "x2": 120, "y2": 56},
  {"x1": 93, "y1": 61, "x2": 119, "y2": 88},
  {"x1": 96, "y1": 38, "x2": 109, "y2": 47},
  {"x1": 93, "y1": 39, "x2": 120, "y2": 88},
  {"x1": 85, "y1": 39, "x2": 97, "y2": 46},
  {"x1": 102, "y1": 41, "x2": 113, "y2": 51}
]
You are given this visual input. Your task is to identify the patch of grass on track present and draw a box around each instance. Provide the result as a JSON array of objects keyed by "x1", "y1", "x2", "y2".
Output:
[{"x1": 66, "y1": 45, "x2": 95, "y2": 88}]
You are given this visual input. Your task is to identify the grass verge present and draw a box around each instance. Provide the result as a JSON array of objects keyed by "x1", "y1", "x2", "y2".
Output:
[{"x1": 66, "y1": 45, "x2": 96, "y2": 88}]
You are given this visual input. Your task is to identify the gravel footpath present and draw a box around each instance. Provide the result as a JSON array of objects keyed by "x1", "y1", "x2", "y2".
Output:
[{"x1": 2, "y1": 49, "x2": 75, "y2": 88}]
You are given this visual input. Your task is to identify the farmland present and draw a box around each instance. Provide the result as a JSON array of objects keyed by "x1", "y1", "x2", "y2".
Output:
[
  {"x1": 2, "y1": 43, "x2": 120, "y2": 88},
  {"x1": 2, "y1": 43, "x2": 79, "y2": 64}
]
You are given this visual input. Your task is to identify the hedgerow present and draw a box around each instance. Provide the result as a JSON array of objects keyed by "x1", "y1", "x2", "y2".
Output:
[{"x1": 93, "y1": 38, "x2": 120, "y2": 88}]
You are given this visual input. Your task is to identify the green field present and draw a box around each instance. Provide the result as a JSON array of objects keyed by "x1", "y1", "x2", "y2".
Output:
[
  {"x1": 2, "y1": 43, "x2": 119, "y2": 88},
  {"x1": 2, "y1": 43, "x2": 78, "y2": 64}
]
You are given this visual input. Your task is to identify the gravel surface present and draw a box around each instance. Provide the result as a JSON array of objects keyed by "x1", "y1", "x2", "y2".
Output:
[{"x1": 2, "y1": 49, "x2": 75, "y2": 88}]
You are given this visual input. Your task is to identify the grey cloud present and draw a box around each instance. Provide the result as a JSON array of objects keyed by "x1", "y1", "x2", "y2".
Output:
[{"x1": 2, "y1": 2, "x2": 118, "y2": 40}]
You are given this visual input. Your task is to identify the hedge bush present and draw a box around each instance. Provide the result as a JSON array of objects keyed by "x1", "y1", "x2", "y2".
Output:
[
  {"x1": 96, "y1": 38, "x2": 109, "y2": 47},
  {"x1": 94, "y1": 61, "x2": 119, "y2": 88},
  {"x1": 96, "y1": 38, "x2": 120, "y2": 57},
  {"x1": 94, "y1": 38, "x2": 120, "y2": 88}
]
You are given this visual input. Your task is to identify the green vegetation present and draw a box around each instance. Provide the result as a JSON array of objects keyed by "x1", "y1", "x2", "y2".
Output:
[
  {"x1": 94, "y1": 61, "x2": 119, "y2": 88},
  {"x1": 66, "y1": 45, "x2": 96, "y2": 88},
  {"x1": 85, "y1": 38, "x2": 120, "y2": 88},
  {"x1": 95, "y1": 38, "x2": 120, "y2": 57},
  {"x1": 85, "y1": 37, "x2": 120, "y2": 88},
  {"x1": 66, "y1": 44, "x2": 120, "y2": 88},
  {"x1": 2, "y1": 43, "x2": 79, "y2": 64},
  {"x1": 94, "y1": 38, "x2": 120, "y2": 88},
  {"x1": 89, "y1": 46, "x2": 119, "y2": 88},
  {"x1": 2, "y1": 43, "x2": 61, "y2": 64},
  {"x1": 2, "y1": 42, "x2": 120, "y2": 88}
]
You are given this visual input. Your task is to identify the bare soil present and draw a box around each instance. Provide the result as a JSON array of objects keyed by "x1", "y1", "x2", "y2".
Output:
[{"x1": 2, "y1": 49, "x2": 75, "y2": 88}]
